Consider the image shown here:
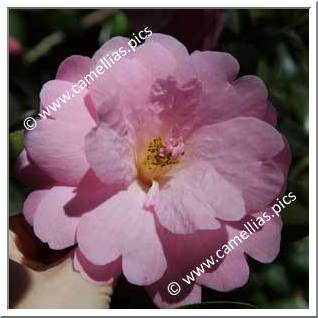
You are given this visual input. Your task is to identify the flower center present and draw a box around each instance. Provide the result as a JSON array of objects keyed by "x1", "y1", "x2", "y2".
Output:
[{"x1": 138, "y1": 136, "x2": 185, "y2": 184}]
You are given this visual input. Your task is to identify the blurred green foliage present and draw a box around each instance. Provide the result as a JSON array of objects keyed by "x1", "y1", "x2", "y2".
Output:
[{"x1": 9, "y1": 9, "x2": 308, "y2": 309}]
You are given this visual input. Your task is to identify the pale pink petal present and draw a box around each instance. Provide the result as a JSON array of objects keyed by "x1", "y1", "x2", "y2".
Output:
[
  {"x1": 180, "y1": 51, "x2": 276, "y2": 126},
  {"x1": 150, "y1": 284, "x2": 201, "y2": 308},
  {"x1": 85, "y1": 123, "x2": 136, "y2": 187},
  {"x1": 241, "y1": 211, "x2": 283, "y2": 263},
  {"x1": 23, "y1": 189, "x2": 49, "y2": 225},
  {"x1": 146, "y1": 225, "x2": 227, "y2": 306},
  {"x1": 55, "y1": 55, "x2": 94, "y2": 83},
  {"x1": 197, "y1": 251, "x2": 250, "y2": 292},
  {"x1": 190, "y1": 51, "x2": 239, "y2": 83},
  {"x1": 144, "y1": 180, "x2": 160, "y2": 209},
  {"x1": 25, "y1": 118, "x2": 91, "y2": 186},
  {"x1": 15, "y1": 149, "x2": 55, "y2": 188},
  {"x1": 133, "y1": 36, "x2": 186, "y2": 80},
  {"x1": 145, "y1": 33, "x2": 189, "y2": 62},
  {"x1": 155, "y1": 162, "x2": 244, "y2": 234},
  {"x1": 99, "y1": 58, "x2": 152, "y2": 118},
  {"x1": 122, "y1": 220, "x2": 166, "y2": 285},
  {"x1": 90, "y1": 37, "x2": 152, "y2": 123},
  {"x1": 92, "y1": 36, "x2": 132, "y2": 63},
  {"x1": 73, "y1": 248, "x2": 121, "y2": 286},
  {"x1": 273, "y1": 136, "x2": 292, "y2": 178},
  {"x1": 198, "y1": 75, "x2": 277, "y2": 126},
  {"x1": 77, "y1": 182, "x2": 167, "y2": 285},
  {"x1": 39, "y1": 80, "x2": 94, "y2": 123},
  {"x1": 187, "y1": 117, "x2": 285, "y2": 162},
  {"x1": 32, "y1": 186, "x2": 80, "y2": 249},
  {"x1": 25, "y1": 80, "x2": 95, "y2": 186},
  {"x1": 63, "y1": 170, "x2": 122, "y2": 216},
  {"x1": 194, "y1": 210, "x2": 282, "y2": 292},
  {"x1": 216, "y1": 161, "x2": 285, "y2": 212},
  {"x1": 186, "y1": 117, "x2": 286, "y2": 212},
  {"x1": 89, "y1": 55, "x2": 155, "y2": 142},
  {"x1": 149, "y1": 76, "x2": 201, "y2": 136}
]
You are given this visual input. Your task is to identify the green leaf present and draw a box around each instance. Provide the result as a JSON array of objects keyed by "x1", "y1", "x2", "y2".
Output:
[
  {"x1": 261, "y1": 264, "x2": 291, "y2": 296},
  {"x1": 9, "y1": 178, "x2": 29, "y2": 216},
  {"x1": 99, "y1": 11, "x2": 130, "y2": 44},
  {"x1": 9, "y1": 10, "x2": 26, "y2": 41},
  {"x1": 9, "y1": 130, "x2": 24, "y2": 162}
]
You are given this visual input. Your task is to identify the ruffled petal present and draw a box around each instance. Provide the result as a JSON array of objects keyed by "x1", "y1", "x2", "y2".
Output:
[
  {"x1": 73, "y1": 248, "x2": 121, "y2": 286},
  {"x1": 30, "y1": 186, "x2": 81, "y2": 249},
  {"x1": 186, "y1": 117, "x2": 286, "y2": 212},
  {"x1": 56, "y1": 55, "x2": 94, "y2": 83},
  {"x1": 25, "y1": 81, "x2": 95, "y2": 186},
  {"x1": 15, "y1": 149, "x2": 55, "y2": 188},
  {"x1": 197, "y1": 251, "x2": 250, "y2": 292},
  {"x1": 77, "y1": 182, "x2": 167, "y2": 285},
  {"x1": 154, "y1": 162, "x2": 245, "y2": 234},
  {"x1": 149, "y1": 284, "x2": 201, "y2": 308},
  {"x1": 85, "y1": 121, "x2": 136, "y2": 187}
]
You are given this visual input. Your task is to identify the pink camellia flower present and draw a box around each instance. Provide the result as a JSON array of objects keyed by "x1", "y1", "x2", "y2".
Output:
[{"x1": 17, "y1": 34, "x2": 291, "y2": 308}]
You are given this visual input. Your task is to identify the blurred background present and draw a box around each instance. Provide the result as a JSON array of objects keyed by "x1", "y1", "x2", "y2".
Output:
[{"x1": 9, "y1": 9, "x2": 309, "y2": 309}]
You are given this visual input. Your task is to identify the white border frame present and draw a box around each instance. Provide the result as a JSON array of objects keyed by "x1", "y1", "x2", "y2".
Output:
[{"x1": 2, "y1": 0, "x2": 316, "y2": 316}]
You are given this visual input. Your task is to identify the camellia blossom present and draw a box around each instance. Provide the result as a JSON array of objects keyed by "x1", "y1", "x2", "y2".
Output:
[{"x1": 17, "y1": 34, "x2": 291, "y2": 308}]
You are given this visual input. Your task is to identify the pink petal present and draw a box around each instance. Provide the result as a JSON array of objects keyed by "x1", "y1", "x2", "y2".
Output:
[
  {"x1": 23, "y1": 189, "x2": 49, "y2": 225},
  {"x1": 185, "y1": 51, "x2": 276, "y2": 126},
  {"x1": 133, "y1": 34, "x2": 188, "y2": 80},
  {"x1": 227, "y1": 75, "x2": 277, "y2": 124},
  {"x1": 145, "y1": 33, "x2": 189, "y2": 62},
  {"x1": 77, "y1": 182, "x2": 167, "y2": 285},
  {"x1": 155, "y1": 162, "x2": 245, "y2": 234},
  {"x1": 149, "y1": 76, "x2": 201, "y2": 136},
  {"x1": 98, "y1": 58, "x2": 152, "y2": 116},
  {"x1": 73, "y1": 248, "x2": 121, "y2": 286},
  {"x1": 197, "y1": 251, "x2": 250, "y2": 292},
  {"x1": 32, "y1": 186, "x2": 80, "y2": 249},
  {"x1": 273, "y1": 136, "x2": 292, "y2": 178},
  {"x1": 146, "y1": 224, "x2": 227, "y2": 306},
  {"x1": 63, "y1": 170, "x2": 122, "y2": 217},
  {"x1": 186, "y1": 117, "x2": 286, "y2": 212},
  {"x1": 198, "y1": 210, "x2": 282, "y2": 292},
  {"x1": 190, "y1": 51, "x2": 239, "y2": 83},
  {"x1": 187, "y1": 117, "x2": 285, "y2": 162},
  {"x1": 55, "y1": 55, "x2": 94, "y2": 83},
  {"x1": 199, "y1": 75, "x2": 277, "y2": 126},
  {"x1": 150, "y1": 284, "x2": 201, "y2": 308},
  {"x1": 88, "y1": 54, "x2": 156, "y2": 145},
  {"x1": 85, "y1": 122, "x2": 136, "y2": 187},
  {"x1": 92, "y1": 36, "x2": 132, "y2": 64},
  {"x1": 240, "y1": 211, "x2": 283, "y2": 263},
  {"x1": 15, "y1": 149, "x2": 55, "y2": 188},
  {"x1": 39, "y1": 80, "x2": 94, "y2": 123},
  {"x1": 220, "y1": 161, "x2": 285, "y2": 212},
  {"x1": 144, "y1": 180, "x2": 160, "y2": 209},
  {"x1": 25, "y1": 119, "x2": 90, "y2": 186},
  {"x1": 25, "y1": 81, "x2": 95, "y2": 186}
]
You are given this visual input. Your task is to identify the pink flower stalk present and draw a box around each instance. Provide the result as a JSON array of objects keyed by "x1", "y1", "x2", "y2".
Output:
[{"x1": 17, "y1": 34, "x2": 291, "y2": 308}]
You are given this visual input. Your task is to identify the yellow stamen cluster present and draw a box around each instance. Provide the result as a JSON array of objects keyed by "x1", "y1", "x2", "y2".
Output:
[
  {"x1": 138, "y1": 137, "x2": 183, "y2": 183},
  {"x1": 144, "y1": 137, "x2": 180, "y2": 167}
]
